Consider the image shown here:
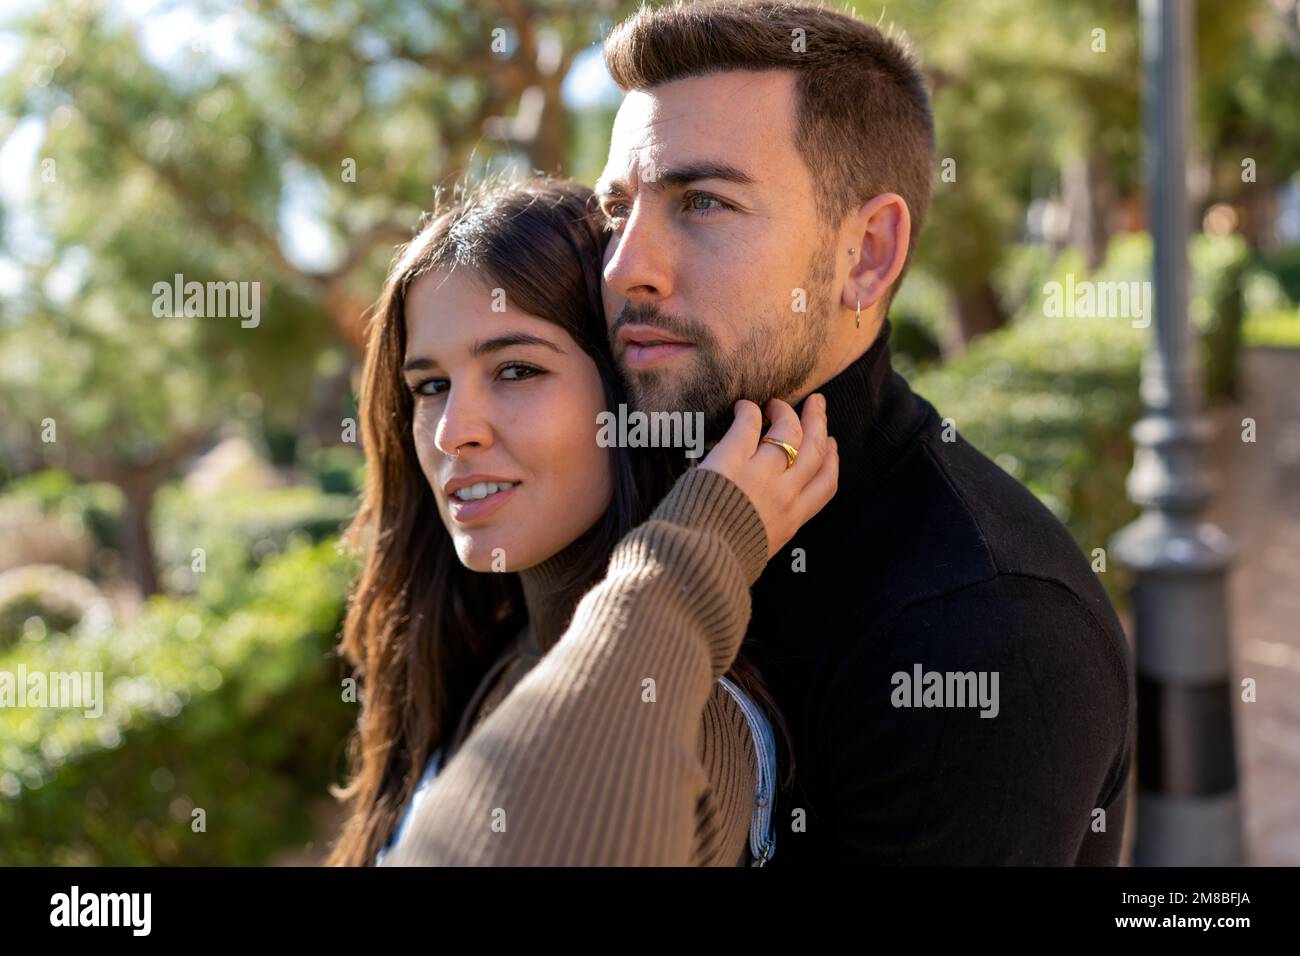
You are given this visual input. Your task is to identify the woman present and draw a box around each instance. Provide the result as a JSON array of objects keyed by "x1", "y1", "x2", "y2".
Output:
[{"x1": 328, "y1": 175, "x2": 838, "y2": 866}]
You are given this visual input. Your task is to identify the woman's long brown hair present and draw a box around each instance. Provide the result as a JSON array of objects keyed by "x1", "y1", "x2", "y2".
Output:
[{"x1": 328, "y1": 174, "x2": 794, "y2": 866}]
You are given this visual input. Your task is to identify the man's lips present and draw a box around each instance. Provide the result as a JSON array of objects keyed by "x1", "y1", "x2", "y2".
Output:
[
  {"x1": 625, "y1": 341, "x2": 693, "y2": 369},
  {"x1": 617, "y1": 323, "x2": 694, "y2": 371}
]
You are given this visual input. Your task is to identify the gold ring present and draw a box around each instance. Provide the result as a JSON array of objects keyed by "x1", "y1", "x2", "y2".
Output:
[{"x1": 760, "y1": 436, "x2": 798, "y2": 470}]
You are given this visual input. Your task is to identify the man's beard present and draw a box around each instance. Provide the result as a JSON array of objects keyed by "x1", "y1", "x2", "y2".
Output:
[{"x1": 609, "y1": 233, "x2": 840, "y2": 446}]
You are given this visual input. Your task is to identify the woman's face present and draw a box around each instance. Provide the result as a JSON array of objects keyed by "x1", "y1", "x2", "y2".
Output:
[{"x1": 403, "y1": 267, "x2": 614, "y2": 572}]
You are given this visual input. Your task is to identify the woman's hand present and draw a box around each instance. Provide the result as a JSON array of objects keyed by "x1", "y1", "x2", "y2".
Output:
[{"x1": 699, "y1": 394, "x2": 839, "y2": 559}]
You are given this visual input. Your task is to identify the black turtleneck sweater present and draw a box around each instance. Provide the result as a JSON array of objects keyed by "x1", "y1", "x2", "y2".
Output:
[{"x1": 748, "y1": 319, "x2": 1135, "y2": 865}]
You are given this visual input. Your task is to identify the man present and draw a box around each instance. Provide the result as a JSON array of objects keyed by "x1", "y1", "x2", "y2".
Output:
[{"x1": 595, "y1": 0, "x2": 1134, "y2": 864}]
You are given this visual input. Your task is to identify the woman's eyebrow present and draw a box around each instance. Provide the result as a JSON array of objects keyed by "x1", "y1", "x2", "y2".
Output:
[
  {"x1": 469, "y1": 332, "x2": 565, "y2": 358},
  {"x1": 402, "y1": 332, "x2": 565, "y2": 373}
]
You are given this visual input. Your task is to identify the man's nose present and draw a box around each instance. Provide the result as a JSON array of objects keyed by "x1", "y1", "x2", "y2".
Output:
[{"x1": 602, "y1": 203, "x2": 674, "y2": 306}]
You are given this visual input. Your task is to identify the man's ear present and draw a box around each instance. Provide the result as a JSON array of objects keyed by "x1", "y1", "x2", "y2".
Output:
[{"x1": 842, "y1": 193, "x2": 911, "y2": 314}]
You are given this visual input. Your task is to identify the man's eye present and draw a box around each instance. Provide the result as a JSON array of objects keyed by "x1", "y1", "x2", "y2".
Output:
[
  {"x1": 603, "y1": 201, "x2": 629, "y2": 223},
  {"x1": 684, "y1": 193, "x2": 732, "y2": 216}
]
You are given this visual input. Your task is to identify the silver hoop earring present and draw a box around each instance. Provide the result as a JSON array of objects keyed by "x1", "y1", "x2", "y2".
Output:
[{"x1": 855, "y1": 299, "x2": 861, "y2": 329}]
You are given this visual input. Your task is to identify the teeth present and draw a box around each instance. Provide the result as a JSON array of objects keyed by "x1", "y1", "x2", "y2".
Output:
[{"x1": 452, "y1": 481, "x2": 516, "y2": 502}]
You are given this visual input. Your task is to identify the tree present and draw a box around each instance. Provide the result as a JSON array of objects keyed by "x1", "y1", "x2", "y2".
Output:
[{"x1": 0, "y1": 0, "x2": 627, "y2": 594}]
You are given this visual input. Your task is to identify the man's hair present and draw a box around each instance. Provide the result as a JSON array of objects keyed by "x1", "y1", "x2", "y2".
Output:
[{"x1": 604, "y1": 0, "x2": 936, "y2": 311}]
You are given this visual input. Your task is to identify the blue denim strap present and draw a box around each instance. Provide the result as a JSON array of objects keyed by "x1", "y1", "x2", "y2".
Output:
[
  {"x1": 716, "y1": 674, "x2": 778, "y2": 866},
  {"x1": 374, "y1": 747, "x2": 444, "y2": 866}
]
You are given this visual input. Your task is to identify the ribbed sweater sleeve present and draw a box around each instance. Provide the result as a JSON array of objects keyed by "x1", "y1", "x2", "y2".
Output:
[{"x1": 381, "y1": 465, "x2": 769, "y2": 866}]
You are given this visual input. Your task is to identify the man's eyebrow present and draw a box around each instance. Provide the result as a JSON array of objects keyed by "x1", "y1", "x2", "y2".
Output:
[
  {"x1": 402, "y1": 332, "x2": 565, "y2": 372},
  {"x1": 596, "y1": 160, "x2": 757, "y2": 199}
]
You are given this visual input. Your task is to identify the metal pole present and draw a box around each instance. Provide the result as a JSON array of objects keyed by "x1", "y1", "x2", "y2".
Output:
[{"x1": 1112, "y1": 0, "x2": 1242, "y2": 865}]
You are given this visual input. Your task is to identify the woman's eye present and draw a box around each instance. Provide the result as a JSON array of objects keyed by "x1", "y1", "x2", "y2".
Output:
[
  {"x1": 408, "y1": 364, "x2": 541, "y2": 398},
  {"x1": 499, "y1": 362, "x2": 543, "y2": 382},
  {"x1": 410, "y1": 378, "x2": 448, "y2": 398}
]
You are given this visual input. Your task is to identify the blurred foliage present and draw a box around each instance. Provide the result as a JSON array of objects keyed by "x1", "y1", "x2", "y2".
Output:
[
  {"x1": 0, "y1": 564, "x2": 110, "y2": 652},
  {"x1": 1243, "y1": 308, "x2": 1300, "y2": 348},
  {"x1": 1192, "y1": 234, "x2": 1251, "y2": 400},
  {"x1": 914, "y1": 313, "x2": 1145, "y2": 606},
  {"x1": 301, "y1": 443, "x2": 367, "y2": 496},
  {"x1": 152, "y1": 483, "x2": 356, "y2": 610},
  {"x1": 2, "y1": 469, "x2": 125, "y2": 555},
  {"x1": 0, "y1": 539, "x2": 357, "y2": 865},
  {"x1": 1249, "y1": 245, "x2": 1300, "y2": 306}
]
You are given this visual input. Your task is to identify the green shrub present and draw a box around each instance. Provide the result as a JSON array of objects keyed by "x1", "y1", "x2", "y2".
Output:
[
  {"x1": 1243, "y1": 308, "x2": 1300, "y2": 349},
  {"x1": 1092, "y1": 232, "x2": 1255, "y2": 400},
  {"x1": 152, "y1": 484, "x2": 357, "y2": 612},
  {"x1": 302, "y1": 444, "x2": 366, "y2": 497},
  {"x1": 992, "y1": 242, "x2": 1063, "y2": 318},
  {"x1": 905, "y1": 233, "x2": 1257, "y2": 397},
  {"x1": 1191, "y1": 235, "x2": 1250, "y2": 400},
  {"x1": 1253, "y1": 244, "x2": 1300, "y2": 306},
  {"x1": 0, "y1": 539, "x2": 359, "y2": 865},
  {"x1": 888, "y1": 267, "x2": 949, "y2": 370}
]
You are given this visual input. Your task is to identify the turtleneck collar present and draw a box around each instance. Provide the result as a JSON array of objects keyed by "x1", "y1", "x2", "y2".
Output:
[
  {"x1": 792, "y1": 318, "x2": 934, "y2": 511},
  {"x1": 516, "y1": 518, "x2": 607, "y2": 659}
]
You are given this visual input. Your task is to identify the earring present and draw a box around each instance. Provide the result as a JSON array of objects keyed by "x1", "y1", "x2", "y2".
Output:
[
  {"x1": 855, "y1": 298, "x2": 861, "y2": 329},
  {"x1": 848, "y1": 247, "x2": 857, "y2": 255}
]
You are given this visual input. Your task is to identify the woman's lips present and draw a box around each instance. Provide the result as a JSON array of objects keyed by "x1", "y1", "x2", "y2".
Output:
[
  {"x1": 624, "y1": 341, "x2": 694, "y2": 370},
  {"x1": 447, "y1": 483, "x2": 520, "y2": 523}
]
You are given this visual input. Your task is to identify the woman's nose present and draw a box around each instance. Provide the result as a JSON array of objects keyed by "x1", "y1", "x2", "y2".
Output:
[{"x1": 433, "y1": 385, "x2": 493, "y2": 459}]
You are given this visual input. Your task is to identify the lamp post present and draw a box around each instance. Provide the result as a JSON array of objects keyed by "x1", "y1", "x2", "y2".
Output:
[{"x1": 1111, "y1": 0, "x2": 1242, "y2": 865}]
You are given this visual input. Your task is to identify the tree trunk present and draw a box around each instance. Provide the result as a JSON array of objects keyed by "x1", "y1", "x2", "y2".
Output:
[
  {"x1": 945, "y1": 276, "x2": 1007, "y2": 353},
  {"x1": 530, "y1": 77, "x2": 568, "y2": 175},
  {"x1": 1064, "y1": 146, "x2": 1114, "y2": 272},
  {"x1": 306, "y1": 361, "x2": 357, "y2": 447},
  {"x1": 1237, "y1": 177, "x2": 1279, "y2": 253},
  {"x1": 118, "y1": 471, "x2": 160, "y2": 598}
]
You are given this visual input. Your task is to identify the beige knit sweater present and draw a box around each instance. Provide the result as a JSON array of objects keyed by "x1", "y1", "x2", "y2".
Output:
[{"x1": 381, "y1": 465, "x2": 771, "y2": 866}]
